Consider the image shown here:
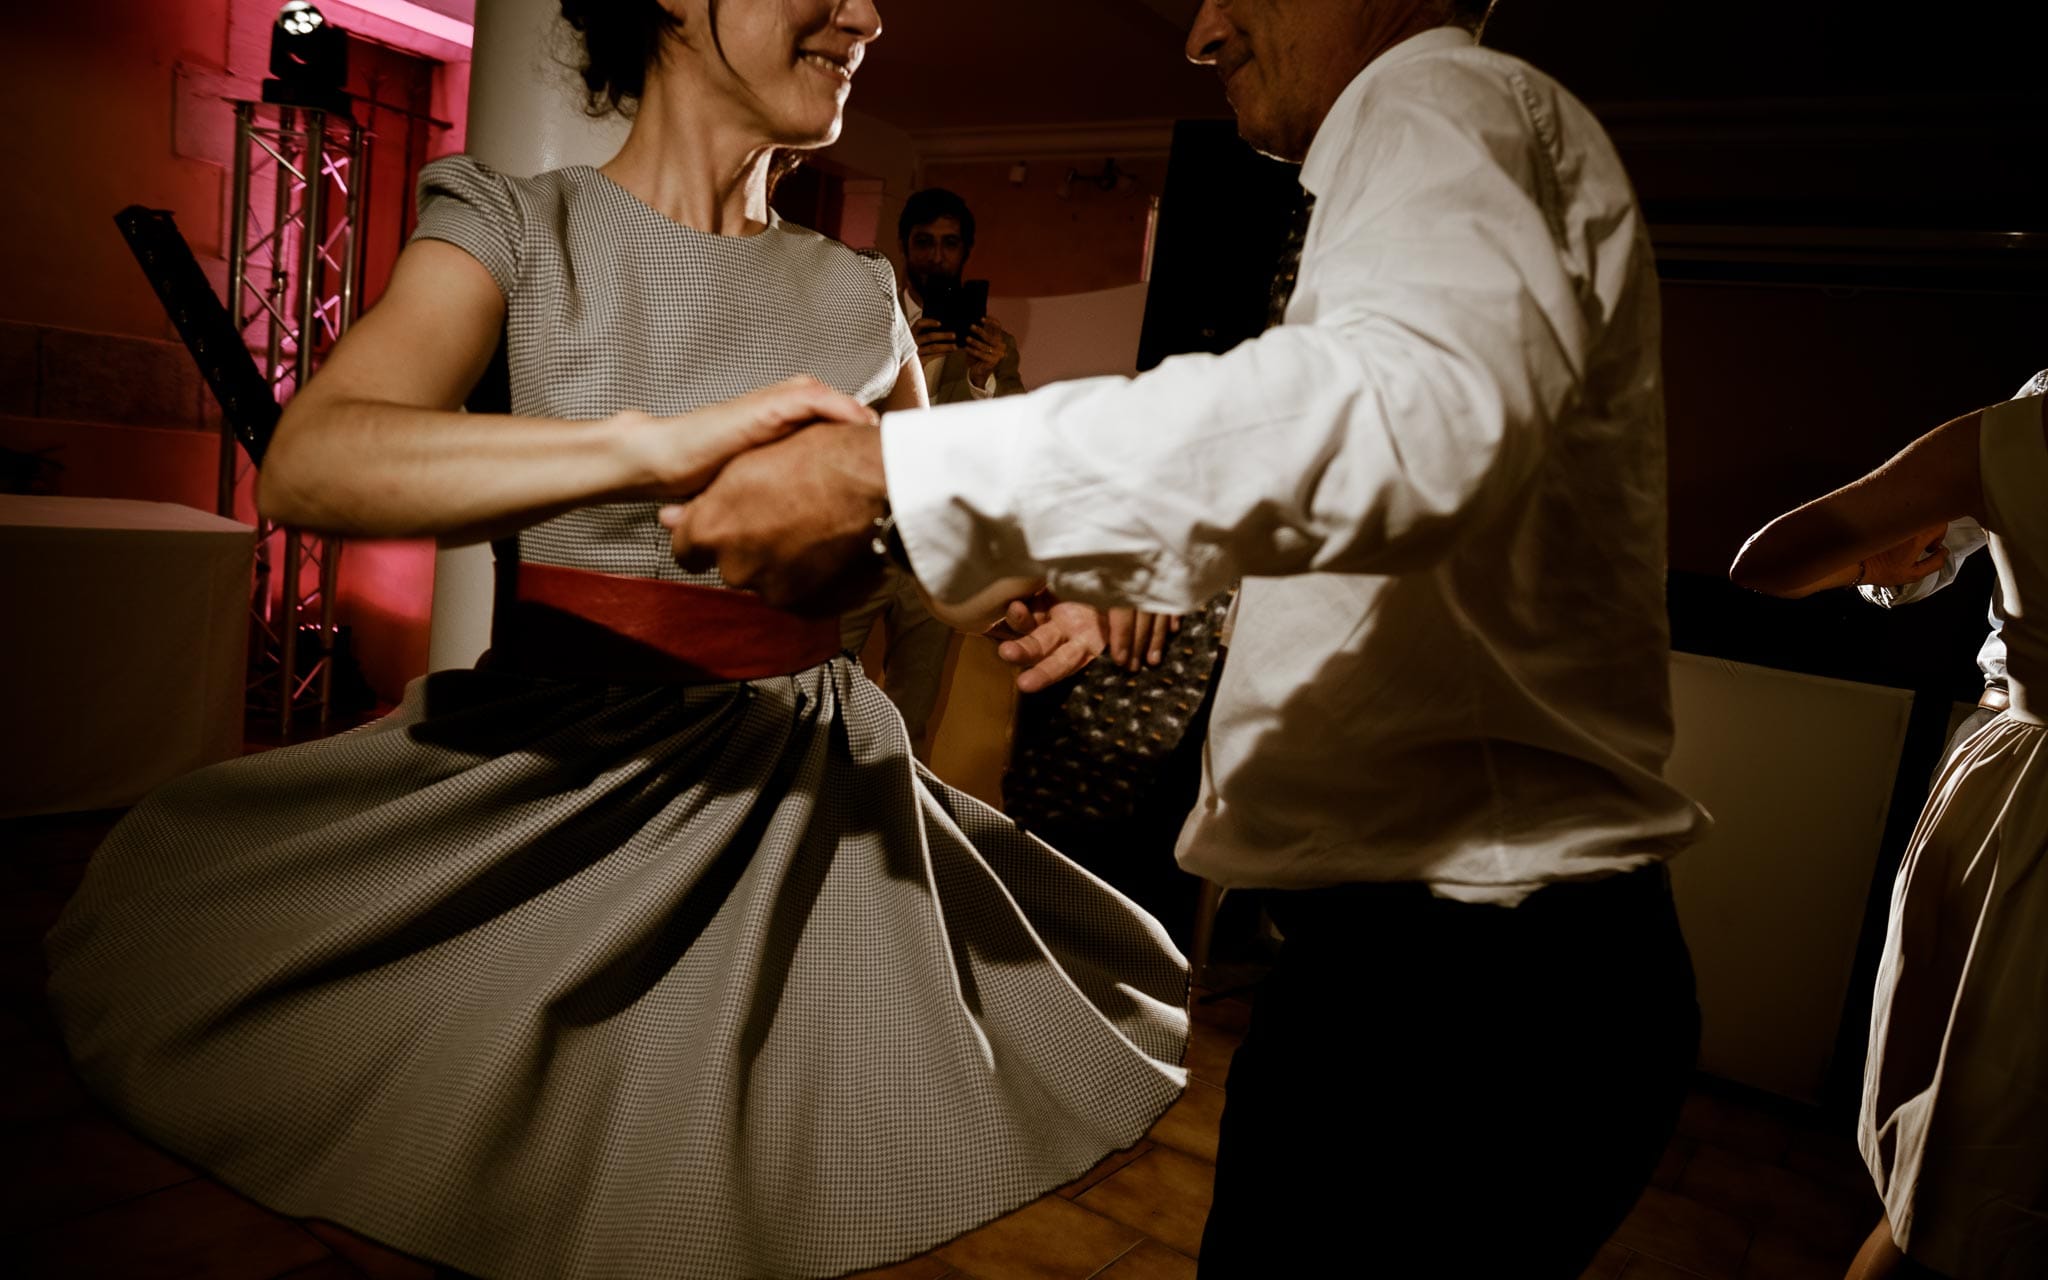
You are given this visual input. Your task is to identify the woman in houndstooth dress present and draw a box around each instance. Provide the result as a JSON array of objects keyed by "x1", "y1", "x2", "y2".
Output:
[{"x1": 43, "y1": 4, "x2": 1189, "y2": 1278}]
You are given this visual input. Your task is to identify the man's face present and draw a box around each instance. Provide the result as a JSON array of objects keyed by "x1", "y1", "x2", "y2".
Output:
[
  {"x1": 904, "y1": 216, "x2": 969, "y2": 298},
  {"x1": 1186, "y1": 0, "x2": 1439, "y2": 161}
]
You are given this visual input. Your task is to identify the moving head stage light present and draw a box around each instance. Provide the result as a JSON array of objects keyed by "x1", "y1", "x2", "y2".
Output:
[{"x1": 264, "y1": 2, "x2": 351, "y2": 116}]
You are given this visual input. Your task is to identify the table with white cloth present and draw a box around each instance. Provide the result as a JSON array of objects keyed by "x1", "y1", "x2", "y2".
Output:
[{"x1": 1, "y1": 496, "x2": 255, "y2": 818}]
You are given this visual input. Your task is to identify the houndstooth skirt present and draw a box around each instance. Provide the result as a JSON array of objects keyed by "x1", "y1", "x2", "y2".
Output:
[{"x1": 44, "y1": 659, "x2": 1190, "y2": 1279}]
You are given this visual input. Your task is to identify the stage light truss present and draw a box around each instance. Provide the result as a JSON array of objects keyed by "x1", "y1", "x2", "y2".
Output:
[{"x1": 224, "y1": 99, "x2": 369, "y2": 740}]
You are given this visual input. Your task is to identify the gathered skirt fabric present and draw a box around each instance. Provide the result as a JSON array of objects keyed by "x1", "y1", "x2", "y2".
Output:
[
  {"x1": 45, "y1": 659, "x2": 1190, "y2": 1279},
  {"x1": 1860, "y1": 711, "x2": 2048, "y2": 1280}
]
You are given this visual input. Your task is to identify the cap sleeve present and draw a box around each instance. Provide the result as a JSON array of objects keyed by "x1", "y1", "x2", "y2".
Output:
[
  {"x1": 857, "y1": 248, "x2": 917, "y2": 372},
  {"x1": 1981, "y1": 393, "x2": 2047, "y2": 546},
  {"x1": 411, "y1": 155, "x2": 524, "y2": 300}
]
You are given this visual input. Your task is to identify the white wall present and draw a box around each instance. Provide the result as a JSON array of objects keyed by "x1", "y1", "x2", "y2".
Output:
[{"x1": 1663, "y1": 653, "x2": 1914, "y2": 1102}]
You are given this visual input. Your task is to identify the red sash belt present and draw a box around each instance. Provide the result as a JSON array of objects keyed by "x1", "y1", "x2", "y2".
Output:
[{"x1": 488, "y1": 562, "x2": 843, "y2": 683}]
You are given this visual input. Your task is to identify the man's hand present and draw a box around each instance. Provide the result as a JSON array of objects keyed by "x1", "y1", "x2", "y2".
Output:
[
  {"x1": 1861, "y1": 522, "x2": 1950, "y2": 589},
  {"x1": 963, "y1": 317, "x2": 1013, "y2": 385},
  {"x1": 994, "y1": 596, "x2": 1111, "y2": 693},
  {"x1": 912, "y1": 317, "x2": 960, "y2": 363},
  {"x1": 660, "y1": 420, "x2": 890, "y2": 615}
]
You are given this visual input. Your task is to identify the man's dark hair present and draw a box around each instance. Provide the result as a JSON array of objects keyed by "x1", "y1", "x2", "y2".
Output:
[{"x1": 898, "y1": 189, "x2": 977, "y2": 252}]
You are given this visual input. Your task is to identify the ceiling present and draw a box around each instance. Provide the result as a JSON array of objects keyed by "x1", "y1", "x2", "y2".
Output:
[{"x1": 840, "y1": 0, "x2": 1225, "y2": 131}]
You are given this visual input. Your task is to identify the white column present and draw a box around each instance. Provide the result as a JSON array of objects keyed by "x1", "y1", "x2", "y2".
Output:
[{"x1": 426, "y1": 0, "x2": 629, "y2": 673}]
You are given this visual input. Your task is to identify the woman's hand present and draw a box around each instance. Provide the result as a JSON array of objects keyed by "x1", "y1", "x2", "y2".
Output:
[
  {"x1": 995, "y1": 595, "x2": 1110, "y2": 693},
  {"x1": 1859, "y1": 523, "x2": 1949, "y2": 589},
  {"x1": 1107, "y1": 608, "x2": 1179, "y2": 671},
  {"x1": 630, "y1": 375, "x2": 878, "y2": 500}
]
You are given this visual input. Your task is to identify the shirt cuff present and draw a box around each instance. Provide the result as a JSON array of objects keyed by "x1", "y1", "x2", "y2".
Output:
[
  {"x1": 881, "y1": 401, "x2": 1044, "y2": 604},
  {"x1": 969, "y1": 372, "x2": 997, "y2": 400}
]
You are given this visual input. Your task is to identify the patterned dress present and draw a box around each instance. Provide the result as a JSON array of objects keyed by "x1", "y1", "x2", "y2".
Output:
[{"x1": 44, "y1": 158, "x2": 1189, "y2": 1280}]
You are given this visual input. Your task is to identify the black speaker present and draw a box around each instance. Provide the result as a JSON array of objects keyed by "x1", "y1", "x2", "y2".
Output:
[{"x1": 1135, "y1": 120, "x2": 1302, "y2": 373}]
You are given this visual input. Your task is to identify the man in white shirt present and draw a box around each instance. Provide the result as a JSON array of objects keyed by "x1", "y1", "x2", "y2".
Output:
[{"x1": 669, "y1": 1, "x2": 1707, "y2": 1270}]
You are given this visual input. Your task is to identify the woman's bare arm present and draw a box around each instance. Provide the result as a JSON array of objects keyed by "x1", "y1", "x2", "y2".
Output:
[
  {"x1": 258, "y1": 240, "x2": 875, "y2": 544},
  {"x1": 1729, "y1": 407, "x2": 1989, "y2": 598}
]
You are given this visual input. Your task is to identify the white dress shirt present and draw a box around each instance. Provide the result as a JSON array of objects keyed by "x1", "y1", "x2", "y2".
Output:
[
  {"x1": 903, "y1": 287, "x2": 997, "y2": 401},
  {"x1": 882, "y1": 27, "x2": 1710, "y2": 902},
  {"x1": 1858, "y1": 371, "x2": 2048, "y2": 689}
]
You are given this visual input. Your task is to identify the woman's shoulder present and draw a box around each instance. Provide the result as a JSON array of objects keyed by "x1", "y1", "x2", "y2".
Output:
[{"x1": 423, "y1": 154, "x2": 594, "y2": 202}]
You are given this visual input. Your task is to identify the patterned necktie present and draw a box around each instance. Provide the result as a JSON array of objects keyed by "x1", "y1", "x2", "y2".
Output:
[{"x1": 1266, "y1": 184, "x2": 1316, "y2": 331}]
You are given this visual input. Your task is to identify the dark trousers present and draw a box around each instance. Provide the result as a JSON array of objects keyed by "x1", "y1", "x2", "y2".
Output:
[{"x1": 1198, "y1": 863, "x2": 1699, "y2": 1276}]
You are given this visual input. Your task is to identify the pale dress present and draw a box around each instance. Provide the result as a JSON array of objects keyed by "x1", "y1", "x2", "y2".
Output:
[{"x1": 1861, "y1": 392, "x2": 2048, "y2": 1279}]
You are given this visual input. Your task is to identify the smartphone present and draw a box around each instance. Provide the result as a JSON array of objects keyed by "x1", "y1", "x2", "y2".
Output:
[{"x1": 925, "y1": 278, "x2": 989, "y2": 341}]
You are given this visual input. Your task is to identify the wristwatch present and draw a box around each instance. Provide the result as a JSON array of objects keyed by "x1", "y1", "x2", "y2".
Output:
[{"x1": 870, "y1": 510, "x2": 912, "y2": 572}]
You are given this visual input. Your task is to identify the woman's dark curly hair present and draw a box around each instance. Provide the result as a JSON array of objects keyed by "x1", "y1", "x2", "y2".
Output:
[
  {"x1": 558, "y1": 1, "x2": 807, "y2": 200},
  {"x1": 560, "y1": 0, "x2": 705, "y2": 118}
]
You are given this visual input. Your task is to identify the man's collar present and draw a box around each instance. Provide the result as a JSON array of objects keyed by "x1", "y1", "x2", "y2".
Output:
[
  {"x1": 1300, "y1": 25, "x2": 1474, "y2": 199},
  {"x1": 902, "y1": 285, "x2": 923, "y2": 324}
]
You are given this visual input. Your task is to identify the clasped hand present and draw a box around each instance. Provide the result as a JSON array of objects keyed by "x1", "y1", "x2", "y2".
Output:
[{"x1": 650, "y1": 375, "x2": 889, "y2": 615}]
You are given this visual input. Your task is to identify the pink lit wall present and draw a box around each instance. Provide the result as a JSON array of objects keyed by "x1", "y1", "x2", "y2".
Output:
[
  {"x1": 2, "y1": 2, "x2": 468, "y2": 707},
  {"x1": 917, "y1": 157, "x2": 1158, "y2": 299}
]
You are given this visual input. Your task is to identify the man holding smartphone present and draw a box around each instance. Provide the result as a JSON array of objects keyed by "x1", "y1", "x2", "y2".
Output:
[
  {"x1": 840, "y1": 190, "x2": 1025, "y2": 756},
  {"x1": 897, "y1": 188, "x2": 1023, "y2": 403}
]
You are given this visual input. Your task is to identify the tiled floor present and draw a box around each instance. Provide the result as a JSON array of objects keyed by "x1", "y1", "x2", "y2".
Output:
[{"x1": 3, "y1": 808, "x2": 1879, "y2": 1280}]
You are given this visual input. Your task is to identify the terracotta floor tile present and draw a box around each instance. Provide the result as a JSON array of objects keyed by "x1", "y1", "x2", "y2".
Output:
[
  {"x1": 0, "y1": 1033, "x2": 90, "y2": 1128},
  {"x1": 1618, "y1": 1253, "x2": 1709, "y2": 1279},
  {"x1": 1186, "y1": 993, "x2": 1252, "y2": 1037},
  {"x1": 1678, "y1": 1143, "x2": 1873, "y2": 1257},
  {"x1": 934, "y1": 1193, "x2": 1140, "y2": 1280},
  {"x1": 1740, "y1": 1228, "x2": 1860, "y2": 1280},
  {"x1": 1610, "y1": 1188, "x2": 1752, "y2": 1280},
  {"x1": 19, "y1": 1177, "x2": 329, "y2": 1280},
  {"x1": 1145, "y1": 1079, "x2": 1224, "y2": 1163},
  {"x1": 1077, "y1": 1147, "x2": 1215, "y2": 1258},
  {"x1": 0, "y1": 886, "x2": 69, "y2": 945},
  {"x1": 272, "y1": 1261, "x2": 365, "y2": 1280},
  {"x1": 1057, "y1": 1140, "x2": 1154, "y2": 1199},
  {"x1": 1651, "y1": 1135, "x2": 1696, "y2": 1192},
  {"x1": 1782, "y1": 1124, "x2": 1877, "y2": 1198},
  {"x1": 304, "y1": 1218, "x2": 440, "y2": 1280},
  {"x1": 1676, "y1": 1093, "x2": 1792, "y2": 1165},
  {"x1": 0, "y1": 1111, "x2": 194, "y2": 1231},
  {"x1": 1182, "y1": 1016, "x2": 1240, "y2": 1088},
  {"x1": 1095, "y1": 1238, "x2": 1196, "y2": 1280},
  {"x1": 1621, "y1": 1255, "x2": 1711, "y2": 1280},
  {"x1": 0, "y1": 1001, "x2": 32, "y2": 1045},
  {"x1": 1580, "y1": 1240, "x2": 1635, "y2": 1280},
  {"x1": 838, "y1": 1253, "x2": 957, "y2": 1280},
  {"x1": 0, "y1": 936, "x2": 50, "y2": 1013}
]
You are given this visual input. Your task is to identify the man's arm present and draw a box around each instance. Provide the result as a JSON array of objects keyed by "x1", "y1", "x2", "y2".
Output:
[
  {"x1": 887, "y1": 84, "x2": 1595, "y2": 610},
  {"x1": 674, "y1": 73, "x2": 1610, "y2": 614}
]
